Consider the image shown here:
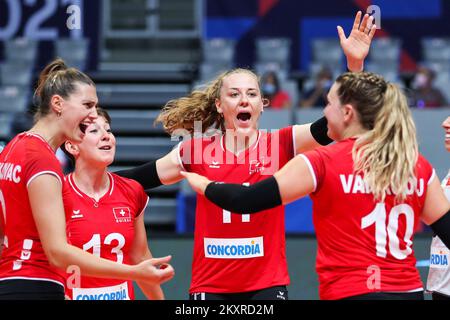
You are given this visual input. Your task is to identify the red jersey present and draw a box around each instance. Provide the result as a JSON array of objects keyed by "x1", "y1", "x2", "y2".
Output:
[
  {"x1": 64, "y1": 172, "x2": 148, "y2": 300},
  {"x1": 269, "y1": 91, "x2": 291, "y2": 109},
  {"x1": 179, "y1": 127, "x2": 295, "y2": 293},
  {"x1": 0, "y1": 133, "x2": 67, "y2": 287},
  {"x1": 302, "y1": 138, "x2": 434, "y2": 299}
]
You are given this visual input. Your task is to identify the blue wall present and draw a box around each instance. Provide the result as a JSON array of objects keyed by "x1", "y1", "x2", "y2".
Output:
[
  {"x1": 0, "y1": 0, "x2": 101, "y2": 71},
  {"x1": 205, "y1": 0, "x2": 450, "y2": 71}
]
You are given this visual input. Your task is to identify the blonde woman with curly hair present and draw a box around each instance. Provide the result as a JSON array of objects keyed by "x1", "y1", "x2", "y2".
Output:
[{"x1": 118, "y1": 11, "x2": 377, "y2": 300}]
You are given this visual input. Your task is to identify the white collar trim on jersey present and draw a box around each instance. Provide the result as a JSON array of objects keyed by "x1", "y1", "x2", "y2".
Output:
[
  {"x1": 68, "y1": 172, "x2": 115, "y2": 198},
  {"x1": 21, "y1": 132, "x2": 54, "y2": 153},
  {"x1": 220, "y1": 131, "x2": 261, "y2": 156},
  {"x1": 107, "y1": 172, "x2": 115, "y2": 196}
]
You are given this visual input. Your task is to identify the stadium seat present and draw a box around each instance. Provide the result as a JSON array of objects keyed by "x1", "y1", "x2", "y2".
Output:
[
  {"x1": 366, "y1": 61, "x2": 400, "y2": 83},
  {"x1": 107, "y1": 110, "x2": 165, "y2": 134},
  {"x1": 203, "y1": 38, "x2": 235, "y2": 64},
  {"x1": 144, "y1": 198, "x2": 177, "y2": 225},
  {"x1": 369, "y1": 37, "x2": 402, "y2": 63},
  {"x1": 259, "y1": 109, "x2": 292, "y2": 130},
  {"x1": 256, "y1": 38, "x2": 291, "y2": 69},
  {"x1": 114, "y1": 137, "x2": 178, "y2": 162},
  {"x1": 96, "y1": 83, "x2": 190, "y2": 107},
  {"x1": 0, "y1": 112, "x2": 15, "y2": 140},
  {"x1": 280, "y1": 80, "x2": 299, "y2": 107},
  {"x1": 421, "y1": 37, "x2": 450, "y2": 62},
  {"x1": 55, "y1": 38, "x2": 90, "y2": 71},
  {"x1": 0, "y1": 63, "x2": 34, "y2": 87},
  {"x1": 198, "y1": 62, "x2": 231, "y2": 81},
  {"x1": 311, "y1": 38, "x2": 343, "y2": 65},
  {"x1": 4, "y1": 38, "x2": 37, "y2": 64},
  {"x1": 0, "y1": 86, "x2": 29, "y2": 113}
]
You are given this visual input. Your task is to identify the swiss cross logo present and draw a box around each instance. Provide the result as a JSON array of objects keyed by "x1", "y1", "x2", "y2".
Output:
[
  {"x1": 113, "y1": 207, "x2": 132, "y2": 223},
  {"x1": 249, "y1": 158, "x2": 265, "y2": 174}
]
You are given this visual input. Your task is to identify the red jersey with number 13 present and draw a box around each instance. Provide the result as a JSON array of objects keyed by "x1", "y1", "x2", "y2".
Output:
[{"x1": 64, "y1": 173, "x2": 148, "y2": 300}]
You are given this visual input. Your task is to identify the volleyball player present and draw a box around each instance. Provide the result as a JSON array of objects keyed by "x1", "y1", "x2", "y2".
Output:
[
  {"x1": 181, "y1": 72, "x2": 450, "y2": 300},
  {"x1": 0, "y1": 59, "x2": 174, "y2": 300},
  {"x1": 63, "y1": 108, "x2": 166, "y2": 300},
  {"x1": 426, "y1": 116, "x2": 450, "y2": 300}
]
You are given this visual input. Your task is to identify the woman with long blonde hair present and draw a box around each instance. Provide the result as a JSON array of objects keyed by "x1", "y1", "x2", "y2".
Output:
[{"x1": 182, "y1": 71, "x2": 450, "y2": 300}]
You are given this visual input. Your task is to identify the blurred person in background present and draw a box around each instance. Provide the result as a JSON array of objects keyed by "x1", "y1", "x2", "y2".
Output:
[
  {"x1": 300, "y1": 67, "x2": 333, "y2": 108},
  {"x1": 261, "y1": 71, "x2": 292, "y2": 109},
  {"x1": 410, "y1": 66, "x2": 447, "y2": 108}
]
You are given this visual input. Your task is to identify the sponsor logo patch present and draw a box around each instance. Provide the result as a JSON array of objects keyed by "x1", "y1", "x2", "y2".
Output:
[
  {"x1": 73, "y1": 282, "x2": 130, "y2": 300},
  {"x1": 430, "y1": 247, "x2": 449, "y2": 269},
  {"x1": 71, "y1": 209, "x2": 83, "y2": 219},
  {"x1": 204, "y1": 237, "x2": 264, "y2": 259}
]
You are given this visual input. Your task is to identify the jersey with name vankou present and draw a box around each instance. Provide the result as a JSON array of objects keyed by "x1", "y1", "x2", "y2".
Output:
[
  {"x1": 302, "y1": 138, "x2": 434, "y2": 300},
  {"x1": 426, "y1": 170, "x2": 450, "y2": 296},
  {"x1": 64, "y1": 172, "x2": 149, "y2": 300},
  {"x1": 179, "y1": 127, "x2": 295, "y2": 293},
  {"x1": 0, "y1": 132, "x2": 67, "y2": 287}
]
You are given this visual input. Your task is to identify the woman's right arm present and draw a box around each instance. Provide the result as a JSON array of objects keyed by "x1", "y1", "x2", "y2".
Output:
[
  {"x1": 28, "y1": 174, "x2": 175, "y2": 284},
  {"x1": 115, "y1": 148, "x2": 184, "y2": 189},
  {"x1": 181, "y1": 154, "x2": 316, "y2": 213}
]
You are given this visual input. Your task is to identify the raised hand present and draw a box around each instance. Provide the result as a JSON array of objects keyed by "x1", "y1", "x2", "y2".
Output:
[
  {"x1": 134, "y1": 255, "x2": 175, "y2": 285},
  {"x1": 180, "y1": 171, "x2": 211, "y2": 195},
  {"x1": 337, "y1": 11, "x2": 377, "y2": 72}
]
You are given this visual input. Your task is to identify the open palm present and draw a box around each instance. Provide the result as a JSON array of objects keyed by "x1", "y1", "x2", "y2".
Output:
[{"x1": 338, "y1": 11, "x2": 377, "y2": 63}]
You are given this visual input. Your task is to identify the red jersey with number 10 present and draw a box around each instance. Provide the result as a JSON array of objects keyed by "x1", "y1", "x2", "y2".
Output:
[
  {"x1": 179, "y1": 127, "x2": 295, "y2": 293},
  {"x1": 0, "y1": 133, "x2": 67, "y2": 287},
  {"x1": 302, "y1": 138, "x2": 434, "y2": 300}
]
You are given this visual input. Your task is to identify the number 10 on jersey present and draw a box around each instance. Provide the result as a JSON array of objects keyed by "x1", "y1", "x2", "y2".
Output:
[{"x1": 361, "y1": 203, "x2": 414, "y2": 260}]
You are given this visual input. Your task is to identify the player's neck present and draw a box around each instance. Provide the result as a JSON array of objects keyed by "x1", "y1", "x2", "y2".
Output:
[
  {"x1": 72, "y1": 164, "x2": 110, "y2": 201},
  {"x1": 341, "y1": 123, "x2": 367, "y2": 140},
  {"x1": 224, "y1": 129, "x2": 258, "y2": 155},
  {"x1": 28, "y1": 118, "x2": 64, "y2": 152}
]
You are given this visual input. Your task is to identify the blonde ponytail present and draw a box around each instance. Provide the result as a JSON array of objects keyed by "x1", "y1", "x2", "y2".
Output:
[{"x1": 336, "y1": 72, "x2": 419, "y2": 202}]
